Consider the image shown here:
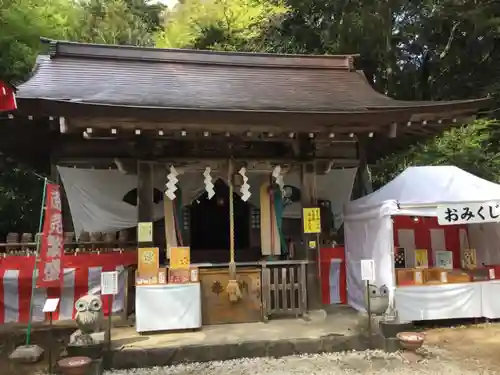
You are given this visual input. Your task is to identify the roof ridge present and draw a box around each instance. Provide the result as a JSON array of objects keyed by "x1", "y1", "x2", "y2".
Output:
[{"x1": 48, "y1": 40, "x2": 357, "y2": 70}]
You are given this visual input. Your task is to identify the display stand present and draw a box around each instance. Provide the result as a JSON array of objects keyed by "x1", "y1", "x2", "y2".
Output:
[{"x1": 43, "y1": 298, "x2": 59, "y2": 375}]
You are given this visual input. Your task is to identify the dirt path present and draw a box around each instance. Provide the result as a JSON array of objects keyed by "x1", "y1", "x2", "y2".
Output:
[{"x1": 425, "y1": 323, "x2": 500, "y2": 370}]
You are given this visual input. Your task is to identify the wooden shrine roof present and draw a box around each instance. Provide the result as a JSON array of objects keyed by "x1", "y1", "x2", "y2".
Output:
[{"x1": 16, "y1": 40, "x2": 490, "y2": 119}]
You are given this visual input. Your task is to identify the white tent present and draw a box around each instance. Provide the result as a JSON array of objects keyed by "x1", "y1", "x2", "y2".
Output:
[{"x1": 343, "y1": 165, "x2": 500, "y2": 312}]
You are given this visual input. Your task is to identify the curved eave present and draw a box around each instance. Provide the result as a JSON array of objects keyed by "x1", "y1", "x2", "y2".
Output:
[
  {"x1": 367, "y1": 97, "x2": 492, "y2": 114},
  {"x1": 16, "y1": 97, "x2": 489, "y2": 131}
]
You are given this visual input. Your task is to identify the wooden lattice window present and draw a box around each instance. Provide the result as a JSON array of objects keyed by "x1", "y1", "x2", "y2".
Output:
[
  {"x1": 183, "y1": 209, "x2": 190, "y2": 231},
  {"x1": 251, "y1": 207, "x2": 260, "y2": 229}
]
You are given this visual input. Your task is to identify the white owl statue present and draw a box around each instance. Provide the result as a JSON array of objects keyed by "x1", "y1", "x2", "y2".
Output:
[
  {"x1": 70, "y1": 295, "x2": 104, "y2": 345},
  {"x1": 364, "y1": 284, "x2": 390, "y2": 315}
]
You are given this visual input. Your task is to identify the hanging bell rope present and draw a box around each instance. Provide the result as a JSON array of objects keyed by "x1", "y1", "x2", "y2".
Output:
[{"x1": 226, "y1": 158, "x2": 242, "y2": 303}]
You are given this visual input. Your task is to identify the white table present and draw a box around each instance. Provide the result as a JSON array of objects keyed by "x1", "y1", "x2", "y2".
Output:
[
  {"x1": 481, "y1": 280, "x2": 500, "y2": 319},
  {"x1": 135, "y1": 283, "x2": 202, "y2": 333},
  {"x1": 395, "y1": 282, "x2": 483, "y2": 321}
]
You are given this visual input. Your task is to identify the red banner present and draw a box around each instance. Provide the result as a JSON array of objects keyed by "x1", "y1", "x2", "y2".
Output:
[
  {"x1": 37, "y1": 184, "x2": 64, "y2": 288},
  {"x1": 0, "y1": 81, "x2": 17, "y2": 112}
]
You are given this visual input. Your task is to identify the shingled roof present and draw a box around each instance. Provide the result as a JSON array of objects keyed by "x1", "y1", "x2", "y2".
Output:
[{"x1": 17, "y1": 40, "x2": 490, "y2": 116}]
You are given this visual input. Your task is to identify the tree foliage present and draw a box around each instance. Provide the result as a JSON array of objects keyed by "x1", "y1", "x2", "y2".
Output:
[
  {"x1": 371, "y1": 120, "x2": 500, "y2": 188},
  {"x1": 155, "y1": 0, "x2": 287, "y2": 50}
]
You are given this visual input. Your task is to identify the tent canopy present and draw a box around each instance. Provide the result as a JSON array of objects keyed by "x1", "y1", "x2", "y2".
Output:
[
  {"x1": 345, "y1": 166, "x2": 500, "y2": 218},
  {"x1": 343, "y1": 165, "x2": 500, "y2": 311}
]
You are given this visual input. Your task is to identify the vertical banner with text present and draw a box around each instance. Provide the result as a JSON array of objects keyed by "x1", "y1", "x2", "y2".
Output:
[{"x1": 37, "y1": 184, "x2": 64, "y2": 288}]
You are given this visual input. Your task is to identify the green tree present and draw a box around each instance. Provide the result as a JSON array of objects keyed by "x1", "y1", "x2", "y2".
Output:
[
  {"x1": 0, "y1": 0, "x2": 163, "y2": 236},
  {"x1": 0, "y1": 0, "x2": 80, "y2": 83},
  {"x1": 156, "y1": 0, "x2": 287, "y2": 50},
  {"x1": 124, "y1": 0, "x2": 167, "y2": 31},
  {"x1": 371, "y1": 120, "x2": 500, "y2": 188},
  {"x1": 76, "y1": 0, "x2": 155, "y2": 46},
  {"x1": 0, "y1": 161, "x2": 44, "y2": 235}
]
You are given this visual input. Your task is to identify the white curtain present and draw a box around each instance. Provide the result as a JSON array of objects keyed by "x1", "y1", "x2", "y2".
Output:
[
  {"x1": 58, "y1": 166, "x2": 358, "y2": 237},
  {"x1": 344, "y1": 202, "x2": 396, "y2": 311},
  {"x1": 468, "y1": 223, "x2": 500, "y2": 265},
  {"x1": 58, "y1": 167, "x2": 166, "y2": 237}
]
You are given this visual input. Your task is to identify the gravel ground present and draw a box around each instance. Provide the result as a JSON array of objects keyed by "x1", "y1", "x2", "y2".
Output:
[{"x1": 103, "y1": 349, "x2": 496, "y2": 375}]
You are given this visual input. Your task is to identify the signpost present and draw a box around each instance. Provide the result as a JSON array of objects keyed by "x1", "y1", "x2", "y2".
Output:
[
  {"x1": 43, "y1": 298, "x2": 60, "y2": 374},
  {"x1": 302, "y1": 207, "x2": 321, "y2": 234},
  {"x1": 361, "y1": 259, "x2": 375, "y2": 347},
  {"x1": 137, "y1": 222, "x2": 153, "y2": 243},
  {"x1": 302, "y1": 207, "x2": 322, "y2": 307},
  {"x1": 101, "y1": 271, "x2": 119, "y2": 356}
]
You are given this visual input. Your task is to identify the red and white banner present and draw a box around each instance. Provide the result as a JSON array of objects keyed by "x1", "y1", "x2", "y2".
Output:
[
  {"x1": 0, "y1": 81, "x2": 17, "y2": 112},
  {"x1": 0, "y1": 251, "x2": 136, "y2": 324},
  {"x1": 320, "y1": 247, "x2": 347, "y2": 305},
  {"x1": 38, "y1": 184, "x2": 64, "y2": 288}
]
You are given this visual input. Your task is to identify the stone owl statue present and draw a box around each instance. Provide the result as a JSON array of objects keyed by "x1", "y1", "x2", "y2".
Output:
[
  {"x1": 75, "y1": 295, "x2": 103, "y2": 333},
  {"x1": 364, "y1": 284, "x2": 389, "y2": 315}
]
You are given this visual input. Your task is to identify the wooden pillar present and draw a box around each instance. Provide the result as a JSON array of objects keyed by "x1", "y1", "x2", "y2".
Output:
[
  {"x1": 137, "y1": 161, "x2": 154, "y2": 248},
  {"x1": 301, "y1": 162, "x2": 322, "y2": 310},
  {"x1": 352, "y1": 136, "x2": 372, "y2": 200}
]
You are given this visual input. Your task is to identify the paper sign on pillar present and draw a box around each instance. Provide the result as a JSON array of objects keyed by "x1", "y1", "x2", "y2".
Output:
[{"x1": 168, "y1": 246, "x2": 198, "y2": 284}]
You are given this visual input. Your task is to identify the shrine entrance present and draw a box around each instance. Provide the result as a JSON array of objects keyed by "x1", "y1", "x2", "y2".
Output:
[{"x1": 189, "y1": 179, "x2": 250, "y2": 262}]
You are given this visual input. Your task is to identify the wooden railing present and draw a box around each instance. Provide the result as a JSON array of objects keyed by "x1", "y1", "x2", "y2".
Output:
[{"x1": 261, "y1": 260, "x2": 308, "y2": 320}]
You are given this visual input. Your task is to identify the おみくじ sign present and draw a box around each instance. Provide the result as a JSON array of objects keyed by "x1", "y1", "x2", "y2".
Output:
[{"x1": 437, "y1": 202, "x2": 500, "y2": 225}]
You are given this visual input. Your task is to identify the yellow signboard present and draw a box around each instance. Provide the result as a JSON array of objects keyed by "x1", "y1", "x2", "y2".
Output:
[
  {"x1": 303, "y1": 207, "x2": 321, "y2": 234},
  {"x1": 137, "y1": 222, "x2": 153, "y2": 243},
  {"x1": 414, "y1": 249, "x2": 429, "y2": 269},
  {"x1": 170, "y1": 246, "x2": 191, "y2": 269},
  {"x1": 138, "y1": 247, "x2": 159, "y2": 276}
]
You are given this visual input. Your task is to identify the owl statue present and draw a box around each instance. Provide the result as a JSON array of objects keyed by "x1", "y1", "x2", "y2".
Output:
[
  {"x1": 75, "y1": 295, "x2": 104, "y2": 334},
  {"x1": 364, "y1": 284, "x2": 389, "y2": 315}
]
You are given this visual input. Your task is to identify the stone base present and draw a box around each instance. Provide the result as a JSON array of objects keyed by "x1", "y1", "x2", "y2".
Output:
[
  {"x1": 88, "y1": 357, "x2": 104, "y2": 375},
  {"x1": 379, "y1": 320, "x2": 413, "y2": 338},
  {"x1": 111, "y1": 334, "x2": 370, "y2": 369},
  {"x1": 9, "y1": 344, "x2": 44, "y2": 364},
  {"x1": 382, "y1": 337, "x2": 400, "y2": 353},
  {"x1": 67, "y1": 342, "x2": 104, "y2": 360},
  {"x1": 70, "y1": 330, "x2": 108, "y2": 346}
]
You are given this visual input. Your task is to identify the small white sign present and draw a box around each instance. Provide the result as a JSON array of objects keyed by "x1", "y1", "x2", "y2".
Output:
[
  {"x1": 360, "y1": 259, "x2": 375, "y2": 281},
  {"x1": 101, "y1": 271, "x2": 119, "y2": 296},
  {"x1": 43, "y1": 298, "x2": 60, "y2": 313}
]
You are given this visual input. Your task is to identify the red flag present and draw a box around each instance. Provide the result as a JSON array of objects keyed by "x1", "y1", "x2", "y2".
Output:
[
  {"x1": 37, "y1": 184, "x2": 64, "y2": 288},
  {"x1": 0, "y1": 81, "x2": 17, "y2": 112}
]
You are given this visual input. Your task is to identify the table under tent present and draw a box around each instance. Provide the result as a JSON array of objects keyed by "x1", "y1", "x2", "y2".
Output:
[{"x1": 344, "y1": 165, "x2": 500, "y2": 322}]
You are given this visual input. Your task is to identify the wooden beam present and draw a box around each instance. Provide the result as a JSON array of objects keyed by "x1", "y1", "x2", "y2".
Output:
[{"x1": 51, "y1": 136, "x2": 358, "y2": 161}]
